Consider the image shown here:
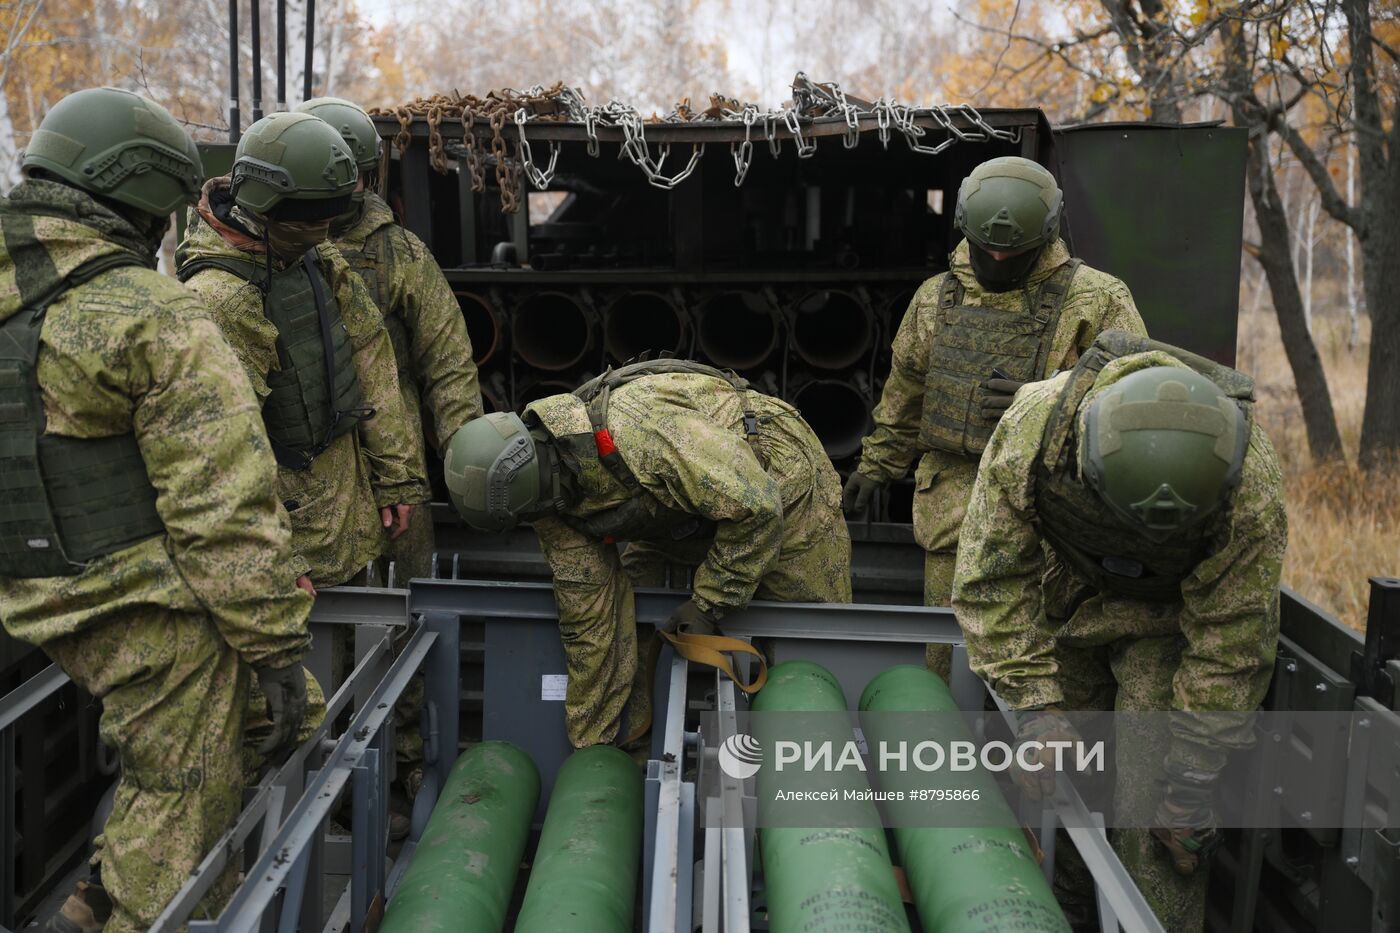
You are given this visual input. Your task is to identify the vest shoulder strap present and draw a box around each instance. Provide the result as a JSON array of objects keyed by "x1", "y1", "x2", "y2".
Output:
[
  {"x1": 936, "y1": 271, "x2": 963, "y2": 315},
  {"x1": 177, "y1": 253, "x2": 267, "y2": 288}
]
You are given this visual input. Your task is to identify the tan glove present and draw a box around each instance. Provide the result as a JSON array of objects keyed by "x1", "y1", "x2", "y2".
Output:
[{"x1": 1010, "y1": 708, "x2": 1080, "y2": 801}]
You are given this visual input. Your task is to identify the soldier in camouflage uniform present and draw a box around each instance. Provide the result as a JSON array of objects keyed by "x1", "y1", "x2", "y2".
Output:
[
  {"x1": 843, "y1": 157, "x2": 1146, "y2": 678},
  {"x1": 952, "y1": 332, "x2": 1288, "y2": 930},
  {"x1": 443, "y1": 362, "x2": 852, "y2": 748},
  {"x1": 296, "y1": 97, "x2": 483, "y2": 803},
  {"x1": 0, "y1": 89, "x2": 316, "y2": 933},
  {"x1": 297, "y1": 97, "x2": 483, "y2": 583},
  {"x1": 177, "y1": 112, "x2": 427, "y2": 591}
]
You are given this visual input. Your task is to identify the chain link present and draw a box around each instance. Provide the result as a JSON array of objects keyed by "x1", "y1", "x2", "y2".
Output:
[{"x1": 372, "y1": 74, "x2": 1026, "y2": 212}]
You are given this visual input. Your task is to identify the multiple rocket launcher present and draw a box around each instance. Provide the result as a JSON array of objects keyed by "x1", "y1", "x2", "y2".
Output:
[{"x1": 381, "y1": 662, "x2": 1067, "y2": 932}]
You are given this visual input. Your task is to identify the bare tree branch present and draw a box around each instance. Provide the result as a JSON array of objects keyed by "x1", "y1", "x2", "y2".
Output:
[{"x1": 1272, "y1": 113, "x2": 1361, "y2": 233}]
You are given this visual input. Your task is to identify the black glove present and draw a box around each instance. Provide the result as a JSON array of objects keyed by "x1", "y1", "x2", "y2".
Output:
[
  {"x1": 254, "y1": 661, "x2": 309, "y2": 762},
  {"x1": 1010, "y1": 708, "x2": 1079, "y2": 801},
  {"x1": 842, "y1": 472, "x2": 883, "y2": 517},
  {"x1": 980, "y1": 377, "x2": 1026, "y2": 420},
  {"x1": 662, "y1": 600, "x2": 720, "y2": 636},
  {"x1": 1151, "y1": 766, "x2": 1221, "y2": 875},
  {"x1": 569, "y1": 497, "x2": 713, "y2": 543}
]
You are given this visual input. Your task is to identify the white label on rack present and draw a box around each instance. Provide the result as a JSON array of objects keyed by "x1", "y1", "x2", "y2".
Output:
[{"x1": 541, "y1": 674, "x2": 569, "y2": 701}]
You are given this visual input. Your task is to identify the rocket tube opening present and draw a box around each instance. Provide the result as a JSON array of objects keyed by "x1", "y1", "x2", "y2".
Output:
[
  {"x1": 513, "y1": 291, "x2": 593, "y2": 371},
  {"x1": 792, "y1": 379, "x2": 873, "y2": 461},
  {"x1": 457, "y1": 291, "x2": 502, "y2": 366},
  {"x1": 697, "y1": 291, "x2": 778, "y2": 370},
  {"x1": 790, "y1": 290, "x2": 873, "y2": 370},
  {"x1": 515, "y1": 377, "x2": 576, "y2": 410},
  {"x1": 604, "y1": 291, "x2": 685, "y2": 362}
]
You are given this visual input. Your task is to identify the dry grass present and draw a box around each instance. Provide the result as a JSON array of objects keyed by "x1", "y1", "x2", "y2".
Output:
[{"x1": 1235, "y1": 310, "x2": 1399, "y2": 631}]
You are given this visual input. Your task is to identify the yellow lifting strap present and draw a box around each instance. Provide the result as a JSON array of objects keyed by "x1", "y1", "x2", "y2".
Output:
[
  {"x1": 624, "y1": 626, "x2": 770, "y2": 748},
  {"x1": 656, "y1": 629, "x2": 770, "y2": 695}
]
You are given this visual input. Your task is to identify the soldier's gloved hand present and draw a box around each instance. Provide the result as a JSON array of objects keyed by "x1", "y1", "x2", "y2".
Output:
[
  {"x1": 1151, "y1": 766, "x2": 1221, "y2": 875},
  {"x1": 842, "y1": 472, "x2": 883, "y2": 517},
  {"x1": 980, "y1": 377, "x2": 1026, "y2": 419},
  {"x1": 1010, "y1": 708, "x2": 1079, "y2": 801},
  {"x1": 662, "y1": 600, "x2": 720, "y2": 637},
  {"x1": 254, "y1": 662, "x2": 309, "y2": 762},
  {"x1": 381, "y1": 504, "x2": 414, "y2": 540}
]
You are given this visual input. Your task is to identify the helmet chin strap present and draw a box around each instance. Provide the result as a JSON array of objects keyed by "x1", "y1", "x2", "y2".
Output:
[{"x1": 527, "y1": 434, "x2": 567, "y2": 519}]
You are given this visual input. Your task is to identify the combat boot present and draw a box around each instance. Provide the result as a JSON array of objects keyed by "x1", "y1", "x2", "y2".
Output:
[{"x1": 41, "y1": 880, "x2": 111, "y2": 933}]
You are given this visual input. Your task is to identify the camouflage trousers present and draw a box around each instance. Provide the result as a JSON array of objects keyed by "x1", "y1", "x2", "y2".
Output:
[
  {"x1": 345, "y1": 545, "x2": 429, "y2": 790},
  {"x1": 384, "y1": 498, "x2": 436, "y2": 585},
  {"x1": 385, "y1": 502, "x2": 431, "y2": 786},
  {"x1": 1043, "y1": 594, "x2": 1210, "y2": 932},
  {"x1": 912, "y1": 453, "x2": 979, "y2": 681},
  {"x1": 616, "y1": 500, "x2": 854, "y2": 746},
  {"x1": 43, "y1": 610, "x2": 324, "y2": 933}
]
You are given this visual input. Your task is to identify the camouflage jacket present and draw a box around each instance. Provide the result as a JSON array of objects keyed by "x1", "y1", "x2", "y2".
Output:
[
  {"x1": 0, "y1": 179, "x2": 311, "y2": 670},
  {"x1": 332, "y1": 193, "x2": 482, "y2": 449},
  {"x1": 858, "y1": 239, "x2": 1146, "y2": 538},
  {"x1": 177, "y1": 179, "x2": 427, "y2": 585},
  {"x1": 528, "y1": 372, "x2": 844, "y2": 618},
  {"x1": 952, "y1": 351, "x2": 1287, "y2": 747}
]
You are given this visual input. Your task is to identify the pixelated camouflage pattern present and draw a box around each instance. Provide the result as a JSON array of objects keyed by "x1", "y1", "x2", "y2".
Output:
[
  {"x1": 951, "y1": 352, "x2": 1287, "y2": 927},
  {"x1": 0, "y1": 179, "x2": 316, "y2": 931},
  {"x1": 333, "y1": 193, "x2": 483, "y2": 582},
  {"x1": 333, "y1": 192, "x2": 482, "y2": 448},
  {"x1": 1040, "y1": 632, "x2": 1211, "y2": 930},
  {"x1": 178, "y1": 181, "x2": 428, "y2": 587},
  {"x1": 914, "y1": 258, "x2": 1078, "y2": 457},
  {"x1": 858, "y1": 238, "x2": 1145, "y2": 560},
  {"x1": 528, "y1": 373, "x2": 851, "y2": 747}
]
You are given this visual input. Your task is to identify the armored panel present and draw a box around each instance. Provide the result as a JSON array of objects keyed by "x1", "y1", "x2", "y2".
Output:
[{"x1": 1052, "y1": 123, "x2": 1248, "y2": 364}]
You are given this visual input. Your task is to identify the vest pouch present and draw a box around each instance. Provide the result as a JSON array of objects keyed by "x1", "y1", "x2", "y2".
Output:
[
  {"x1": 916, "y1": 303, "x2": 1046, "y2": 457},
  {"x1": 255, "y1": 258, "x2": 367, "y2": 468},
  {"x1": 40, "y1": 431, "x2": 163, "y2": 563},
  {"x1": 0, "y1": 255, "x2": 162, "y2": 578}
]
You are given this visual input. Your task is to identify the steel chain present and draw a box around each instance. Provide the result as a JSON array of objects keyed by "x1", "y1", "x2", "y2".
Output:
[{"x1": 371, "y1": 75, "x2": 1024, "y2": 211}]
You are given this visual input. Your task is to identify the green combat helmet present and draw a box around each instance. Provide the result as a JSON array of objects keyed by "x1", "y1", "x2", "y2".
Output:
[
  {"x1": 230, "y1": 111, "x2": 358, "y2": 216},
  {"x1": 1080, "y1": 366, "x2": 1248, "y2": 539},
  {"x1": 293, "y1": 97, "x2": 381, "y2": 171},
  {"x1": 22, "y1": 86, "x2": 204, "y2": 216},
  {"x1": 444, "y1": 412, "x2": 542, "y2": 532},
  {"x1": 953, "y1": 156, "x2": 1063, "y2": 291}
]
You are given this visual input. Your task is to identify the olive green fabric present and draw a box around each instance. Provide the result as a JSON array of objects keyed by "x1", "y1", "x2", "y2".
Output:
[
  {"x1": 526, "y1": 373, "x2": 851, "y2": 747},
  {"x1": 294, "y1": 97, "x2": 382, "y2": 170},
  {"x1": 0, "y1": 178, "x2": 314, "y2": 932},
  {"x1": 953, "y1": 156, "x2": 1063, "y2": 253},
  {"x1": 178, "y1": 179, "x2": 428, "y2": 586},
  {"x1": 331, "y1": 191, "x2": 482, "y2": 578},
  {"x1": 231, "y1": 112, "x2": 357, "y2": 216},
  {"x1": 1035, "y1": 332, "x2": 1255, "y2": 600},
  {"x1": 857, "y1": 239, "x2": 1144, "y2": 639},
  {"x1": 952, "y1": 350, "x2": 1286, "y2": 736},
  {"x1": 333, "y1": 193, "x2": 481, "y2": 446},
  {"x1": 915, "y1": 258, "x2": 1079, "y2": 457},
  {"x1": 177, "y1": 252, "x2": 366, "y2": 466},
  {"x1": 23, "y1": 87, "x2": 203, "y2": 218},
  {"x1": 0, "y1": 243, "x2": 162, "y2": 576},
  {"x1": 953, "y1": 351, "x2": 1286, "y2": 931},
  {"x1": 1081, "y1": 366, "x2": 1248, "y2": 536}
]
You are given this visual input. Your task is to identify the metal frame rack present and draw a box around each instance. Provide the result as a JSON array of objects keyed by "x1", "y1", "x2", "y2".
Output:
[{"x1": 4, "y1": 575, "x2": 1399, "y2": 932}]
